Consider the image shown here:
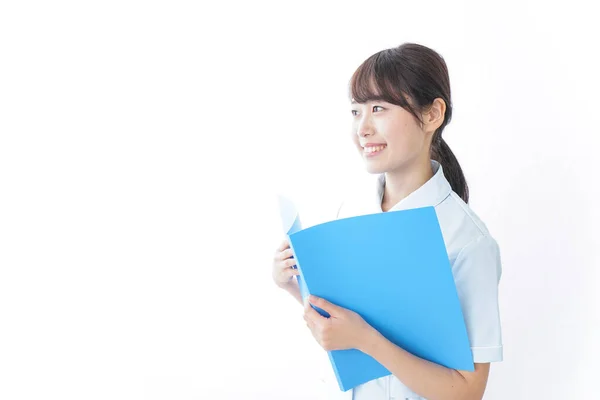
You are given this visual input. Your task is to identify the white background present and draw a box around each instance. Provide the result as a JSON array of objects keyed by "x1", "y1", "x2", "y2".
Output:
[{"x1": 1, "y1": 1, "x2": 598, "y2": 399}]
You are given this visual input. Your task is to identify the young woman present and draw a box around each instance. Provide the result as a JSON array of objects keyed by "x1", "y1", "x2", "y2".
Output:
[{"x1": 272, "y1": 43, "x2": 503, "y2": 400}]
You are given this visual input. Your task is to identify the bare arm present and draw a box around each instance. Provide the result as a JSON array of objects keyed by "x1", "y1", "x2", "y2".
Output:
[{"x1": 360, "y1": 328, "x2": 490, "y2": 400}]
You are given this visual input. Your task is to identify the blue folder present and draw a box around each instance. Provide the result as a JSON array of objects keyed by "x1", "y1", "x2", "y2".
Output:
[{"x1": 285, "y1": 205, "x2": 474, "y2": 392}]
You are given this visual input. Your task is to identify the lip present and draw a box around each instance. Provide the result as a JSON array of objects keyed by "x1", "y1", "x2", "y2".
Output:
[
  {"x1": 361, "y1": 142, "x2": 387, "y2": 147},
  {"x1": 362, "y1": 143, "x2": 387, "y2": 158}
]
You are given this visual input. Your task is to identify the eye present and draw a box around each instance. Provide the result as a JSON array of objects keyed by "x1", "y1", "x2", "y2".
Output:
[{"x1": 351, "y1": 105, "x2": 383, "y2": 117}]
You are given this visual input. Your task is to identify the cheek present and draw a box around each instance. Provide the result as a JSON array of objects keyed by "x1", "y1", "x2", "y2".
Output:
[
  {"x1": 386, "y1": 124, "x2": 423, "y2": 152},
  {"x1": 351, "y1": 133, "x2": 361, "y2": 148}
]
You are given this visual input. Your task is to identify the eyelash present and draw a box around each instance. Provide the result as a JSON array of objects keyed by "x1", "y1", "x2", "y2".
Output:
[{"x1": 351, "y1": 105, "x2": 383, "y2": 116}]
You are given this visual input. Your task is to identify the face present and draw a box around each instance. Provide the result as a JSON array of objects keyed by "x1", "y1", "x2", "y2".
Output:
[{"x1": 350, "y1": 99, "x2": 431, "y2": 175}]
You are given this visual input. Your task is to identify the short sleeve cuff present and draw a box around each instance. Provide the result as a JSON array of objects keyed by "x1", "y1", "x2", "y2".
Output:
[{"x1": 472, "y1": 345, "x2": 503, "y2": 363}]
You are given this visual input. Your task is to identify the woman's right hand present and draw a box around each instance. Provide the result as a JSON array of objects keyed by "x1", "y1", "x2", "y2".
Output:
[{"x1": 272, "y1": 238, "x2": 300, "y2": 288}]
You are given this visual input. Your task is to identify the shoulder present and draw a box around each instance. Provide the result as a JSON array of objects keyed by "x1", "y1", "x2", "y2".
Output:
[
  {"x1": 435, "y1": 191, "x2": 502, "y2": 269},
  {"x1": 454, "y1": 234, "x2": 502, "y2": 280},
  {"x1": 439, "y1": 191, "x2": 493, "y2": 236}
]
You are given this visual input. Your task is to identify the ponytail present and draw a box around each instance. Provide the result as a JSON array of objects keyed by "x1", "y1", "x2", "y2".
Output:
[{"x1": 431, "y1": 136, "x2": 469, "y2": 203}]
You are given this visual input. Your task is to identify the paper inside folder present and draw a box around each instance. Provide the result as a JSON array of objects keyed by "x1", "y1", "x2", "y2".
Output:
[{"x1": 277, "y1": 194, "x2": 308, "y2": 301}]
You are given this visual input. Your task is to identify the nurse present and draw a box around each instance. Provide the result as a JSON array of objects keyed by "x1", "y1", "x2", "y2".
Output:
[{"x1": 272, "y1": 42, "x2": 503, "y2": 400}]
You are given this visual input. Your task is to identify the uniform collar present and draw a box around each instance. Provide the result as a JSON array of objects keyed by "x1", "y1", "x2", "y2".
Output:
[{"x1": 376, "y1": 159, "x2": 452, "y2": 212}]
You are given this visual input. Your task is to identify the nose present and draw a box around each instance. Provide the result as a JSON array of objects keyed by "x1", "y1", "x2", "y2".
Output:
[{"x1": 357, "y1": 116, "x2": 375, "y2": 138}]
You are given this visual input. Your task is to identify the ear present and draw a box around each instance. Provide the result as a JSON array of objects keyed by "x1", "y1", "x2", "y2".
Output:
[{"x1": 421, "y1": 98, "x2": 446, "y2": 134}]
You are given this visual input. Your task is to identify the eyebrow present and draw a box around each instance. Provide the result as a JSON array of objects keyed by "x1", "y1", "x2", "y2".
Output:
[{"x1": 351, "y1": 96, "x2": 387, "y2": 105}]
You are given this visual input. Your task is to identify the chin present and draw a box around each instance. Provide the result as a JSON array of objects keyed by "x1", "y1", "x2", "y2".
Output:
[{"x1": 364, "y1": 163, "x2": 387, "y2": 175}]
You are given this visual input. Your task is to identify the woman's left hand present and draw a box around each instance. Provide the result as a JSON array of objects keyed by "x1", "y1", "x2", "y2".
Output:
[{"x1": 303, "y1": 295, "x2": 374, "y2": 351}]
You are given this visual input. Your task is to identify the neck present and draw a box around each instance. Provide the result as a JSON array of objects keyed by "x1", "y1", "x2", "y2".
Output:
[{"x1": 381, "y1": 157, "x2": 434, "y2": 212}]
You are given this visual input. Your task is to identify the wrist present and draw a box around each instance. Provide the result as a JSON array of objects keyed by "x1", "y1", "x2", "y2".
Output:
[{"x1": 358, "y1": 325, "x2": 384, "y2": 355}]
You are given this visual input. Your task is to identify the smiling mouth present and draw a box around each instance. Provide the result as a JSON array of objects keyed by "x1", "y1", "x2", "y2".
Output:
[{"x1": 363, "y1": 144, "x2": 387, "y2": 156}]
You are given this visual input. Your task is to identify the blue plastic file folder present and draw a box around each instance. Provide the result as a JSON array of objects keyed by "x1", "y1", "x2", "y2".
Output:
[{"x1": 282, "y1": 203, "x2": 474, "y2": 392}]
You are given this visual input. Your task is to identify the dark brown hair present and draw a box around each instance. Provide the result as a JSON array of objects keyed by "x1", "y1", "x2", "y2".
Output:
[{"x1": 349, "y1": 42, "x2": 469, "y2": 203}]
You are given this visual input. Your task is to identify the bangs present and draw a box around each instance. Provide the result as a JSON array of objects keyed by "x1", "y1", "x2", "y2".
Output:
[{"x1": 348, "y1": 50, "x2": 418, "y2": 117}]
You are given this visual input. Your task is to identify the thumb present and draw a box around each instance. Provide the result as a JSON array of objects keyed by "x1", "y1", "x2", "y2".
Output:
[{"x1": 309, "y1": 295, "x2": 341, "y2": 316}]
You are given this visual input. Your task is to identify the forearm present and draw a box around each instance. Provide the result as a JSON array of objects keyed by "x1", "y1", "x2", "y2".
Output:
[{"x1": 359, "y1": 329, "x2": 472, "y2": 400}]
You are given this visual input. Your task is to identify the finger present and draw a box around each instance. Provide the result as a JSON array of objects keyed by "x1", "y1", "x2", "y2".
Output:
[
  {"x1": 304, "y1": 311, "x2": 317, "y2": 330},
  {"x1": 305, "y1": 318, "x2": 316, "y2": 332},
  {"x1": 275, "y1": 248, "x2": 294, "y2": 262},
  {"x1": 283, "y1": 257, "x2": 296, "y2": 268},
  {"x1": 304, "y1": 300, "x2": 326, "y2": 324},
  {"x1": 277, "y1": 258, "x2": 297, "y2": 272},
  {"x1": 280, "y1": 267, "x2": 299, "y2": 281},
  {"x1": 309, "y1": 295, "x2": 342, "y2": 317},
  {"x1": 276, "y1": 238, "x2": 290, "y2": 252}
]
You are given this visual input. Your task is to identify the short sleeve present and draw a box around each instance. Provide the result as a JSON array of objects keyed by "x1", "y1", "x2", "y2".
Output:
[{"x1": 452, "y1": 234, "x2": 504, "y2": 363}]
